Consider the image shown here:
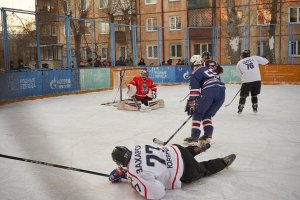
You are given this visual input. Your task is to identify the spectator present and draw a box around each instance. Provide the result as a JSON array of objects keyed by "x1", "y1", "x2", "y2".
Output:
[
  {"x1": 176, "y1": 59, "x2": 184, "y2": 65},
  {"x1": 138, "y1": 58, "x2": 146, "y2": 66},
  {"x1": 116, "y1": 57, "x2": 126, "y2": 66},
  {"x1": 95, "y1": 56, "x2": 102, "y2": 67},
  {"x1": 167, "y1": 59, "x2": 172, "y2": 65},
  {"x1": 125, "y1": 57, "x2": 133, "y2": 66}
]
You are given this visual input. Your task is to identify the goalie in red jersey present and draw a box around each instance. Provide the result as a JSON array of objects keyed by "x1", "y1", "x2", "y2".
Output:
[{"x1": 127, "y1": 69, "x2": 158, "y2": 107}]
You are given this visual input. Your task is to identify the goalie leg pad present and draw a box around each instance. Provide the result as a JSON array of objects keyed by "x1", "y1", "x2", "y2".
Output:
[
  {"x1": 158, "y1": 99, "x2": 165, "y2": 108},
  {"x1": 118, "y1": 100, "x2": 141, "y2": 111},
  {"x1": 148, "y1": 100, "x2": 160, "y2": 110}
]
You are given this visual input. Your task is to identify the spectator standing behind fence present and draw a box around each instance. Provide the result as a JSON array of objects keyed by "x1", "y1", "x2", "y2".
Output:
[
  {"x1": 138, "y1": 58, "x2": 146, "y2": 66},
  {"x1": 116, "y1": 57, "x2": 126, "y2": 66},
  {"x1": 94, "y1": 56, "x2": 102, "y2": 67},
  {"x1": 176, "y1": 59, "x2": 184, "y2": 65},
  {"x1": 167, "y1": 59, "x2": 173, "y2": 65},
  {"x1": 125, "y1": 57, "x2": 133, "y2": 66}
]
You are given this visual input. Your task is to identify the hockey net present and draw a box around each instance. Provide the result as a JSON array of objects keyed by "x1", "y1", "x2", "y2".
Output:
[{"x1": 102, "y1": 67, "x2": 146, "y2": 106}]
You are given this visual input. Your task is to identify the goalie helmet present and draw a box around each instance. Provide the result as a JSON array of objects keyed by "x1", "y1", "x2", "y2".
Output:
[
  {"x1": 140, "y1": 69, "x2": 148, "y2": 79},
  {"x1": 111, "y1": 146, "x2": 132, "y2": 167},
  {"x1": 242, "y1": 50, "x2": 250, "y2": 58}
]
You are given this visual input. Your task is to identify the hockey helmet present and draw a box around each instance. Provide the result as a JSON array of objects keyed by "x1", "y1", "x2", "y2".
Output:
[
  {"x1": 201, "y1": 51, "x2": 211, "y2": 60},
  {"x1": 190, "y1": 55, "x2": 202, "y2": 67},
  {"x1": 242, "y1": 50, "x2": 250, "y2": 58},
  {"x1": 111, "y1": 146, "x2": 132, "y2": 166},
  {"x1": 207, "y1": 60, "x2": 218, "y2": 67}
]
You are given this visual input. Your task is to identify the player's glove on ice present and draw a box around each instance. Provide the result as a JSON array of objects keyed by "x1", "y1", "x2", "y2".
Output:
[
  {"x1": 185, "y1": 98, "x2": 197, "y2": 115},
  {"x1": 109, "y1": 166, "x2": 127, "y2": 183}
]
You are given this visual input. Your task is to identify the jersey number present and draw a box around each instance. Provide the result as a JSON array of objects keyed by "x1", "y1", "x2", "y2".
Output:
[
  {"x1": 246, "y1": 62, "x2": 254, "y2": 70},
  {"x1": 145, "y1": 145, "x2": 166, "y2": 167}
]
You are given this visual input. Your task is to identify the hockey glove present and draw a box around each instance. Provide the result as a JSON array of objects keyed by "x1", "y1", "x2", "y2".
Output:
[
  {"x1": 185, "y1": 98, "x2": 197, "y2": 116},
  {"x1": 109, "y1": 166, "x2": 127, "y2": 183}
]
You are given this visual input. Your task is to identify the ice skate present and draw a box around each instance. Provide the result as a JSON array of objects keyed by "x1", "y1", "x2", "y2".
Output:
[
  {"x1": 252, "y1": 104, "x2": 258, "y2": 113},
  {"x1": 237, "y1": 104, "x2": 244, "y2": 114},
  {"x1": 183, "y1": 136, "x2": 198, "y2": 146},
  {"x1": 223, "y1": 154, "x2": 236, "y2": 168},
  {"x1": 193, "y1": 143, "x2": 211, "y2": 154},
  {"x1": 198, "y1": 134, "x2": 212, "y2": 147}
]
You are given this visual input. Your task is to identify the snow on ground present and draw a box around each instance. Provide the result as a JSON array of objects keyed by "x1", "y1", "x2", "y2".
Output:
[{"x1": 0, "y1": 84, "x2": 300, "y2": 200}]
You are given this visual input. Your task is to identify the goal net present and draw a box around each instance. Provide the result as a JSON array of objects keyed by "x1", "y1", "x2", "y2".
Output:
[{"x1": 103, "y1": 67, "x2": 147, "y2": 105}]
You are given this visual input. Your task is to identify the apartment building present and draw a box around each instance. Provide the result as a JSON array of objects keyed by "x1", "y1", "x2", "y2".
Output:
[{"x1": 33, "y1": 0, "x2": 299, "y2": 67}]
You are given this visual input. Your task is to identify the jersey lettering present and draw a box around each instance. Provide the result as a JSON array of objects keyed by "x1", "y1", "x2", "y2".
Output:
[{"x1": 134, "y1": 145, "x2": 143, "y2": 174}]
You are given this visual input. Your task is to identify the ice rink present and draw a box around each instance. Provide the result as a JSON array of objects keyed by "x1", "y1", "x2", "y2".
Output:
[{"x1": 0, "y1": 84, "x2": 300, "y2": 200}]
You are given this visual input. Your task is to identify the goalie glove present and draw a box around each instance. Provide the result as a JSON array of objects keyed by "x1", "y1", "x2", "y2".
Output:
[
  {"x1": 185, "y1": 98, "x2": 198, "y2": 116},
  {"x1": 109, "y1": 166, "x2": 127, "y2": 183}
]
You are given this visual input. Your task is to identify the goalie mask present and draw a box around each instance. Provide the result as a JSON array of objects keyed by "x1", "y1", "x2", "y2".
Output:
[
  {"x1": 140, "y1": 69, "x2": 148, "y2": 80},
  {"x1": 111, "y1": 146, "x2": 132, "y2": 167},
  {"x1": 190, "y1": 55, "x2": 202, "y2": 70}
]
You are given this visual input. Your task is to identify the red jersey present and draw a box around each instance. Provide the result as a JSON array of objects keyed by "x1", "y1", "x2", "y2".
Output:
[{"x1": 128, "y1": 76, "x2": 157, "y2": 99}]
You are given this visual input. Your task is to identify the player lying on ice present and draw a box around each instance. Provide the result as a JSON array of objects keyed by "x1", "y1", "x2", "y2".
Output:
[
  {"x1": 125, "y1": 69, "x2": 163, "y2": 110},
  {"x1": 109, "y1": 143, "x2": 236, "y2": 199}
]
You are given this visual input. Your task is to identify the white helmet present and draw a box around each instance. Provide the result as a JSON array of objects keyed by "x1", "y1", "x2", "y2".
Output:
[{"x1": 190, "y1": 55, "x2": 202, "y2": 66}]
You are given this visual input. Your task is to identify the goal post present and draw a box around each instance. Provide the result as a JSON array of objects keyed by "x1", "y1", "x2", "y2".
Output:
[{"x1": 112, "y1": 67, "x2": 147, "y2": 102}]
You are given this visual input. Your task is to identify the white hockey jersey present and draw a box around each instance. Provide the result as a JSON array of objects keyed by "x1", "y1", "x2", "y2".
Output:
[
  {"x1": 236, "y1": 56, "x2": 269, "y2": 83},
  {"x1": 127, "y1": 144, "x2": 184, "y2": 200}
]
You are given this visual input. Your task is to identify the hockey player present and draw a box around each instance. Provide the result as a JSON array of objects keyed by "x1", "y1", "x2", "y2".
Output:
[
  {"x1": 184, "y1": 54, "x2": 225, "y2": 146},
  {"x1": 236, "y1": 50, "x2": 269, "y2": 114},
  {"x1": 109, "y1": 143, "x2": 236, "y2": 199},
  {"x1": 201, "y1": 51, "x2": 224, "y2": 74},
  {"x1": 127, "y1": 69, "x2": 158, "y2": 107}
]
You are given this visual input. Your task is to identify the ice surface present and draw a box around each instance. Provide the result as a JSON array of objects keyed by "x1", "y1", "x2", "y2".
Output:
[{"x1": 0, "y1": 84, "x2": 300, "y2": 200}]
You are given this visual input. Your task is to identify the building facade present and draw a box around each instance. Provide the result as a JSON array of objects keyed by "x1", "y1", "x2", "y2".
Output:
[{"x1": 32, "y1": 0, "x2": 300, "y2": 67}]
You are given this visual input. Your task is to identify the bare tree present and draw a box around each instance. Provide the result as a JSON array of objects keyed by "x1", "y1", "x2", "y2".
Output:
[
  {"x1": 264, "y1": 0, "x2": 278, "y2": 64},
  {"x1": 59, "y1": 0, "x2": 92, "y2": 65},
  {"x1": 225, "y1": 0, "x2": 241, "y2": 64}
]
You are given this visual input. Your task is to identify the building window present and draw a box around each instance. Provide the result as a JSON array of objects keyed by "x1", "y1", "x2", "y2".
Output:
[
  {"x1": 257, "y1": 10, "x2": 271, "y2": 25},
  {"x1": 194, "y1": 43, "x2": 212, "y2": 55},
  {"x1": 146, "y1": 18, "x2": 158, "y2": 32},
  {"x1": 289, "y1": 7, "x2": 300, "y2": 23},
  {"x1": 101, "y1": 47, "x2": 108, "y2": 59},
  {"x1": 169, "y1": 16, "x2": 182, "y2": 30},
  {"x1": 189, "y1": 9, "x2": 212, "y2": 26},
  {"x1": 99, "y1": 22, "x2": 109, "y2": 34},
  {"x1": 169, "y1": 0, "x2": 179, "y2": 2},
  {"x1": 170, "y1": 44, "x2": 182, "y2": 58},
  {"x1": 37, "y1": 46, "x2": 62, "y2": 61},
  {"x1": 147, "y1": 45, "x2": 158, "y2": 58},
  {"x1": 257, "y1": 41, "x2": 268, "y2": 56},
  {"x1": 80, "y1": 0, "x2": 89, "y2": 11},
  {"x1": 99, "y1": 0, "x2": 108, "y2": 9},
  {"x1": 145, "y1": 0, "x2": 156, "y2": 5},
  {"x1": 290, "y1": 40, "x2": 300, "y2": 56},
  {"x1": 120, "y1": 46, "x2": 127, "y2": 58}
]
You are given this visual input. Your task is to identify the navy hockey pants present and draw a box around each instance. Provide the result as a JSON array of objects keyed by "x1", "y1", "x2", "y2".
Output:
[{"x1": 191, "y1": 86, "x2": 225, "y2": 138}]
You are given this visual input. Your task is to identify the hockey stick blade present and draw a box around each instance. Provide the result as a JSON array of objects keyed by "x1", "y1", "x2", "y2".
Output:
[
  {"x1": 152, "y1": 116, "x2": 192, "y2": 146},
  {"x1": 153, "y1": 138, "x2": 166, "y2": 146}
]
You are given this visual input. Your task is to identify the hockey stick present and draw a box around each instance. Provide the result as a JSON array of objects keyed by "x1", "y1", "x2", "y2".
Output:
[
  {"x1": 0, "y1": 153, "x2": 110, "y2": 177},
  {"x1": 153, "y1": 115, "x2": 192, "y2": 146},
  {"x1": 224, "y1": 89, "x2": 241, "y2": 107},
  {"x1": 179, "y1": 93, "x2": 189, "y2": 102}
]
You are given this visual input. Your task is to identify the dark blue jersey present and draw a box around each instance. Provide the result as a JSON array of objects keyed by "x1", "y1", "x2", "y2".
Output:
[{"x1": 189, "y1": 66, "x2": 225, "y2": 98}]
